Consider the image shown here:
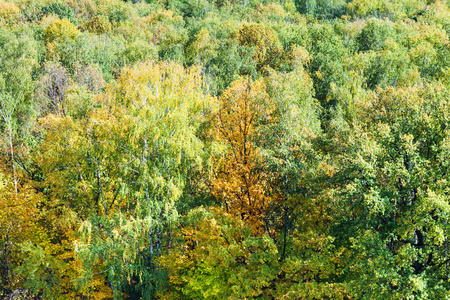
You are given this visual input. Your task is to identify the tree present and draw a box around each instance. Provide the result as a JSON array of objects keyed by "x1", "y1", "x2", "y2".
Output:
[
  {"x1": 295, "y1": 0, "x2": 346, "y2": 19},
  {"x1": 258, "y1": 66, "x2": 321, "y2": 259},
  {"x1": 61, "y1": 61, "x2": 216, "y2": 298},
  {"x1": 328, "y1": 82, "x2": 450, "y2": 298},
  {"x1": 0, "y1": 26, "x2": 41, "y2": 297},
  {"x1": 237, "y1": 22, "x2": 284, "y2": 73},
  {"x1": 0, "y1": 163, "x2": 44, "y2": 296},
  {"x1": 211, "y1": 77, "x2": 272, "y2": 235},
  {"x1": 159, "y1": 207, "x2": 280, "y2": 300}
]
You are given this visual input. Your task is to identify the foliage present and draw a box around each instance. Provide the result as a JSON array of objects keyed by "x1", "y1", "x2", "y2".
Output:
[
  {"x1": 159, "y1": 207, "x2": 280, "y2": 299},
  {"x1": 41, "y1": 2, "x2": 77, "y2": 24},
  {"x1": 295, "y1": 0, "x2": 347, "y2": 19},
  {"x1": 0, "y1": 166, "x2": 43, "y2": 294},
  {"x1": 81, "y1": 14, "x2": 112, "y2": 34},
  {"x1": 64, "y1": 61, "x2": 215, "y2": 299},
  {"x1": 346, "y1": 0, "x2": 427, "y2": 20},
  {"x1": 238, "y1": 22, "x2": 284, "y2": 72},
  {"x1": 0, "y1": 0, "x2": 20, "y2": 25},
  {"x1": 211, "y1": 78, "x2": 271, "y2": 234},
  {"x1": 43, "y1": 16, "x2": 80, "y2": 43},
  {"x1": 3, "y1": 0, "x2": 450, "y2": 298},
  {"x1": 328, "y1": 82, "x2": 450, "y2": 298}
]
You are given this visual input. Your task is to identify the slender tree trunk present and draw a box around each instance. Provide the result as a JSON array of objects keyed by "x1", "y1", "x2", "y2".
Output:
[
  {"x1": 156, "y1": 228, "x2": 162, "y2": 254},
  {"x1": 281, "y1": 167, "x2": 289, "y2": 261},
  {"x1": 168, "y1": 231, "x2": 171, "y2": 254},
  {"x1": 8, "y1": 128, "x2": 17, "y2": 200},
  {"x1": 281, "y1": 205, "x2": 288, "y2": 261},
  {"x1": 109, "y1": 276, "x2": 115, "y2": 298}
]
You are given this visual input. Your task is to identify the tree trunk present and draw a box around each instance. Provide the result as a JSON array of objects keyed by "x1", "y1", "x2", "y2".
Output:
[{"x1": 8, "y1": 128, "x2": 17, "y2": 200}]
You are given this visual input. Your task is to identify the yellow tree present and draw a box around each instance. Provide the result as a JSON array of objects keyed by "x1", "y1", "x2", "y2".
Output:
[
  {"x1": 0, "y1": 161, "x2": 46, "y2": 295},
  {"x1": 211, "y1": 78, "x2": 274, "y2": 235}
]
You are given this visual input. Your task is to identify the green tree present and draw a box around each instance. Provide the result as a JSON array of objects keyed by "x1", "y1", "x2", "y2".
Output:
[
  {"x1": 259, "y1": 66, "x2": 321, "y2": 258},
  {"x1": 159, "y1": 207, "x2": 280, "y2": 299},
  {"x1": 295, "y1": 0, "x2": 346, "y2": 18},
  {"x1": 68, "y1": 61, "x2": 215, "y2": 299},
  {"x1": 328, "y1": 82, "x2": 450, "y2": 298}
]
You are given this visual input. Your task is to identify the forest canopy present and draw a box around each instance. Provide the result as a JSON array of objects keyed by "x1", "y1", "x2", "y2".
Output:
[{"x1": 2, "y1": 0, "x2": 450, "y2": 299}]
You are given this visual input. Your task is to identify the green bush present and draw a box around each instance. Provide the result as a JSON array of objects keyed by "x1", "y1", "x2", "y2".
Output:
[
  {"x1": 123, "y1": 38, "x2": 158, "y2": 65},
  {"x1": 295, "y1": 0, "x2": 346, "y2": 19},
  {"x1": 41, "y1": 2, "x2": 77, "y2": 24},
  {"x1": 357, "y1": 19, "x2": 395, "y2": 52},
  {"x1": 56, "y1": 33, "x2": 126, "y2": 80}
]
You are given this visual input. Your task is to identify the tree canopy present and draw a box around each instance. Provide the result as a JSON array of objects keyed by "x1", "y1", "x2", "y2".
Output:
[{"x1": 2, "y1": 0, "x2": 450, "y2": 299}]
